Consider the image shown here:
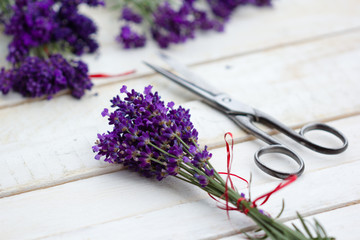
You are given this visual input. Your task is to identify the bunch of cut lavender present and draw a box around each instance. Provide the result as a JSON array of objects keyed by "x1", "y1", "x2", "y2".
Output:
[
  {"x1": 0, "y1": 0, "x2": 104, "y2": 99},
  {"x1": 114, "y1": 0, "x2": 271, "y2": 49},
  {"x1": 93, "y1": 85, "x2": 334, "y2": 240}
]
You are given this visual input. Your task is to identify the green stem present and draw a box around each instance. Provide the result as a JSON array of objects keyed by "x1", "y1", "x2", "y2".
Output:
[
  {"x1": 174, "y1": 135, "x2": 190, "y2": 149},
  {"x1": 148, "y1": 142, "x2": 178, "y2": 159},
  {"x1": 176, "y1": 171, "x2": 224, "y2": 197},
  {"x1": 179, "y1": 162, "x2": 197, "y2": 175},
  {"x1": 149, "y1": 157, "x2": 166, "y2": 166},
  {"x1": 227, "y1": 191, "x2": 311, "y2": 240},
  {"x1": 173, "y1": 135, "x2": 196, "y2": 158},
  {"x1": 174, "y1": 165, "x2": 326, "y2": 240},
  {"x1": 174, "y1": 174, "x2": 194, "y2": 185},
  {"x1": 0, "y1": 0, "x2": 11, "y2": 14},
  {"x1": 206, "y1": 160, "x2": 226, "y2": 185}
]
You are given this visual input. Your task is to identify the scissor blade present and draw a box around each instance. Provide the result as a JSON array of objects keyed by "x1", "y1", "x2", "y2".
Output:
[
  {"x1": 158, "y1": 52, "x2": 222, "y2": 96},
  {"x1": 144, "y1": 60, "x2": 257, "y2": 116},
  {"x1": 143, "y1": 61, "x2": 215, "y2": 100}
]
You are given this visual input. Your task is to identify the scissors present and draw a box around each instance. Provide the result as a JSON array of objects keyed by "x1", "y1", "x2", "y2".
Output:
[{"x1": 144, "y1": 53, "x2": 348, "y2": 179}]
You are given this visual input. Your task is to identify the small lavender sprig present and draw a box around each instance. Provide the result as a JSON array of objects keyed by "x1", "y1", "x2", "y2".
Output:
[
  {"x1": 0, "y1": 0, "x2": 104, "y2": 99},
  {"x1": 5, "y1": 0, "x2": 104, "y2": 64},
  {"x1": 115, "y1": 0, "x2": 224, "y2": 49},
  {"x1": 114, "y1": 0, "x2": 272, "y2": 49},
  {"x1": 93, "y1": 85, "x2": 334, "y2": 240}
]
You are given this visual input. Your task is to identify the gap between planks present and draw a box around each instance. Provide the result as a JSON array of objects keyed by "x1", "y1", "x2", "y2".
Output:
[
  {"x1": 0, "y1": 72, "x2": 142, "y2": 111},
  {"x1": 189, "y1": 25, "x2": 360, "y2": 69},
  {"x1": 1, "y1": 26, "x2": 360, "y2": 111}
]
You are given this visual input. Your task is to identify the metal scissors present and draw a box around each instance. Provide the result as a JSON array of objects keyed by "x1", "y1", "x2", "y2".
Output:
[{"x1": 144, "y1": 53, "x2": 348, "y2": 179}]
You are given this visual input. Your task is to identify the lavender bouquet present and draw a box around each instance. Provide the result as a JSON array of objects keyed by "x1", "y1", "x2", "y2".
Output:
[
  {"x1": 93, "y1": 85, "x2": 334, "y2": 240},
  {"x1": 0, "y1": 0, "x2": 104, "y2": 99},
  {"x1": 114, "y1": 0, "x2": 271, "y2": 49}
]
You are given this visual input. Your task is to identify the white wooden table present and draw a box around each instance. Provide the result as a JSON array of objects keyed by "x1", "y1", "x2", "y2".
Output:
[{"x1": 1, "y1": 0, "x2": 360, "y2": 239}]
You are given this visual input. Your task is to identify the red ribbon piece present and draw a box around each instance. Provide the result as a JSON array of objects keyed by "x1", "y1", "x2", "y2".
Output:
[
  {"x1": 209, "y1": 132, "x2": 297, "y2": 218},
  {"x1": 89, "y1": 69, "x2": 136, "y2": 78},
  {"x1": 208, "y1": 132, "x2": 249, "y2": 217},
  {"x1": 224, "y1": 132, "x2": 234, "y2": 217},
  {"x1": 252, "y1": 174, "x2": 297, "y2": 208}
]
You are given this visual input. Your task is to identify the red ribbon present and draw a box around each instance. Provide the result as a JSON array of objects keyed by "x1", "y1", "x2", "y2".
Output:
[
  {"x1": 224, "y1": 132, "x2": 234, "y2": 217},
  {"x1": 89, "y1": 69, "x2": 136, "y2": 78},
  {"x1": 209, "y1": 132, "x2": 297, "y2": 217},
  {"x1": 208, "y1": 132, "x2": 249, "y2": 218},
  {"x1": 252, "y1": 174, "x2": 297, "y2": 207}
]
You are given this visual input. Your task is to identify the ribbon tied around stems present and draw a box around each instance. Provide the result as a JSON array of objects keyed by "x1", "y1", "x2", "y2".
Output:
[{"x1": 209, "y1": 132, "x2": 297, "y2": 218}]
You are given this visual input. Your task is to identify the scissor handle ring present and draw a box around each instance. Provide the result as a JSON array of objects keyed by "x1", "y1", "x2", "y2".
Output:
[
  {"x1": 299, "y1": 123, "x2": 348, "y2": 154},
  {"x1": 254, "y1": 145, "x2": 305, "y2": 179}
]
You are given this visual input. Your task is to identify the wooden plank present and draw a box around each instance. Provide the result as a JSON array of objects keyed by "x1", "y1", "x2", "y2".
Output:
[
  {"x1": 1, "y1": 0, "x2": 360, "y2": 108},
  {"x1": 1, "y1": 147, "x2": 359, "y2": 240},
  {"x1": 1, "y1": 30, "x2": 360, "y2": 197},
  {"x1": 0, "y1": 2, "x2": 359, "y2": 239},
  {"x1": 221, "y1": 203, "x2": 360, "y2": 240}
]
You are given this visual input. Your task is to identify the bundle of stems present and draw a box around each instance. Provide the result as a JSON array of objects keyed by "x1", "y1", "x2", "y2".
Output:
[{"x1": 93, "y1": 85, "x2": 334, "y2": 240}]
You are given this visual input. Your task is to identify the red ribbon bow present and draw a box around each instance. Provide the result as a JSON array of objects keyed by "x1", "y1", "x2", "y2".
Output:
[{"x1": 209, "y1": 132, "x2": 297, "y2": 217}]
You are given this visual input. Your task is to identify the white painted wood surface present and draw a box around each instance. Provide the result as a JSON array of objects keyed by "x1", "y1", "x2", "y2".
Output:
[{"x1": 0, "y1": 0, "x2": 359, "y2": 239}]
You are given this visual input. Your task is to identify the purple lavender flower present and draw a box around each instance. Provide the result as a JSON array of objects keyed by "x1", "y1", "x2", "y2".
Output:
[
  {"x1": 54, "y1": 2, "x2": 100, "y2": 55},
  {"x1": 247, "y1": 0, "x2": 272, "y2": 7},
  {"x1": 116, "y1": 6, "x2": 146, "y2": 49},
  {"x1": 193, "y1": 8, "x2": 224, "y2": 32},
  {"x1": 115, "y1": 0, "x2": 270, "y2": 49},
  {"x1": 0, "y1": 68, "x2": 14, "y2": 94},
  {"x1": 121, "y1": 7, "x2": 142, "y2": 23},
  {"x1": 5, "y1": 0, "x2": 57, "y2": 63},
  {"x1": 151, "y1": 1, "x2": 196, "y2": 48},
  {"x1": 59, "y1": 0, "x2": 105, "y2": 7},
  {"x1": 116, "y1": 25, "x2": 146, "y2": 49},
  {"x1": 206, "y1": 0, "x2": 236, "y2": 20},
  {"x1": 195, "y1": 173, "x2": 209, "y2": 187},
  {"x1": 1, "y1": 54, "x2": 92, "y2": 99},
  {"x1": 93, "y1": 85, "x2": 214, "y2": 186},
  {"x1": 60, "y1": 57, "x2": 93, "y2": 99},
  {"x1": 207, "y1": 0, "x2": 271, "y2": 20},
  {"x1": 151, "y1": 1, "x2": 224, "y2": 48},
  {"x1": 5, "y1": 0, "x2": 102, "y2": 63}
]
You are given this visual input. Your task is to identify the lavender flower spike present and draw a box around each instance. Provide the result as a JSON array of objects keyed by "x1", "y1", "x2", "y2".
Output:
[{"x1": 93, "y1": 85, "x2": 213, "y2": 184}]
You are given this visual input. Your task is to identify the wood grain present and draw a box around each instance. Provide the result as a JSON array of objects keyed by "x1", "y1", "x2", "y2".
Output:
[{"x1": 0, "y1": 1, "x2": 359, "y2": 239}]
